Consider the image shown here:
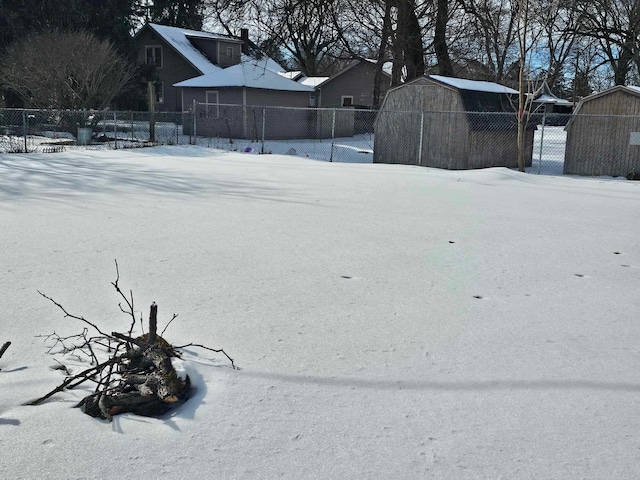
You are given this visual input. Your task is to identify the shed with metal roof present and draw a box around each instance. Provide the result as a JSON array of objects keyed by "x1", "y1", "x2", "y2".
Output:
[
  {"x1": 373, "y1": 75, "x2": 534, "y2": 170},
  {"x1": 564, "y1": 85, "x2": 640, "y2": 177}
]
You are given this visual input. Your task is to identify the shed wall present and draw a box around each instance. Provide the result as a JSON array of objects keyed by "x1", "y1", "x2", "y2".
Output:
[
  {"x1": 374, "y1": 83, "x2": 469, "y2": 166},
  {"x1": 374, "y1": 79, "x2": 532, "y2": 169},
  {"x1": 565, "y1": 90, "x2": 640, "y2": 177}
]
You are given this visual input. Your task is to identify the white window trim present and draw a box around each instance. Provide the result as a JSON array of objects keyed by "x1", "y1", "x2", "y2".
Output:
[
  {"x1": 145, "y1": 45, "x2": 163, "y2": 68},
  {"x1": 206, "y1": 90, "x2": 219, "y2": 118},
  {"x1": 341, "y1": 95, "x2": 354, "y2": 107}
]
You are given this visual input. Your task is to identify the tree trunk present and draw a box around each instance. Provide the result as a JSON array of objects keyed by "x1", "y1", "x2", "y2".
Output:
[
  {"x1": 395, "y1": 0, "x2": 425, "y2": 81},
  {"x1": 434, "y1": 0, "x2": 454, "y2": 76},
  {"x1": 373, "y1": 1, "x2": 394, "y2": 107}
]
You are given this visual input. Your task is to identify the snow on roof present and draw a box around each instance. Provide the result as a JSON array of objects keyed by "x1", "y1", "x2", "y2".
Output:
[
  {"x1": 625, "y1": 85, "x2": 640, "y2": 94},
  {"x1": 534, "y1": 94, "x2": 573, "y2": 106},
  {"x1": 173, "y1": 61, "x2": 315, "y2": 91},
  {"x1": 278, "y1": 71, "x2": 304, "y2": 80},
  {"x1": 148, "y1": 23, "x2": 231, "y2": 75},
  {"x1": 240, "y1": 54, "x2": 284, "y2": 75},
  {"x1": 300, "y1": 77, "x2": 329, "y2": 87},
  {"x1": 429, "y1": 75, "x2": 519, "y2": 94}
]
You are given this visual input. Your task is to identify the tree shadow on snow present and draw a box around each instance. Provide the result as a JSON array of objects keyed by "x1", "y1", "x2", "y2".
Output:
[
  {"x1": 0, "y1": 152, "x2": 301, "y2": 203},
  {"x1": 241, "y1": 370, "x2": 640, "y2": 393}
]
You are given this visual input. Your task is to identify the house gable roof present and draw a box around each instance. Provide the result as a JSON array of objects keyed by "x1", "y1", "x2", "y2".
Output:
[
  {"x1": 300, "y1": 77, "x2": 330, "y2": 87},
  {"x1": 173, "y1": 61, "x2": 314, "y2": 91},
  {"x1": 314, "y1": 59, "x2": 392, "y2": 90},
  {"x1": 533, "y1": 81, "x2": 572, "y2": 106},
  {"x1": 278, "y1": 71, "x2": 306, "y2": 82},
  {"x1": 137, "y1": 23, "x2": 235, "y2": 75}
]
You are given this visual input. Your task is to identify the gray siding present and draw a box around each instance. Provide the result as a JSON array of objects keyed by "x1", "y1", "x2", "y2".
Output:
[
  {"x1": 136, "y1": 27, "x2": 201, "y2": 112},
  {"x1": 318, "y1": 61, "x2": 391, "y2": 108},
  {"x1": 564, "y1": 89, "x2": 640, "y2": 177},
  {"x1": 181, "y1": 87, "x2": 340, "y2": 139},
  {"x1": 188, "y1": 37, "x2": 242, "y2": 67}
]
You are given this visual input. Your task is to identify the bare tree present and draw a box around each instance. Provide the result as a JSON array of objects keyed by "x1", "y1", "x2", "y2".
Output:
[
  {"x1": 458, "y1": 0, "x2": 520, "y2": 81},
  {"x1": 575, "y1": 0, "x2": 640, "y2": 85},
  {"x1": 0, "y1": 30, "x2": 134, "y2": 109}
]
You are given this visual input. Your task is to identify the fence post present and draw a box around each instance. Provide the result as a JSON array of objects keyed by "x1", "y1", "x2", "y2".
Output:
[
  {"x1": 192, "y1": 99, "x2": 197, "y2": 145},
  {"x1": 330, "y1": 109, "x2": 336, "y2": 162},
  {"x1": 22, "y1": 110, "x2": 28, "y2": 153},
  {"x1": 113, "y1": 112, "x2": 118, "y2": 150},
  {"x1": 130, "y1": 111, "x2": 134, "y2": 143},
  {"x1": 537, "y1": 108, "x2": 547, "y2": 174},
  {"x1": 418, "y1": 111, "x2": 425, "y2": 166},
  {"x1": 261, "y1": 107, "x2": 266, "y2": 154}
]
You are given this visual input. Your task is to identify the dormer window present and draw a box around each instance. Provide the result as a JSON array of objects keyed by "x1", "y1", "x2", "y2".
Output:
[{"x1": 146, "y1": 46, "x2": 163, "y2": 68}]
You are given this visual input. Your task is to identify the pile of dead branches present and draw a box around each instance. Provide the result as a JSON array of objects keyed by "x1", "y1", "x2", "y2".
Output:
[{"x1": 27, "y1": 262, "x2": 234, "y2": 421}]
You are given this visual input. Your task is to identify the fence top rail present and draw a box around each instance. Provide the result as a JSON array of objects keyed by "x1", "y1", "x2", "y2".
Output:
[{"x1": 4, "y1": 106, "x2": 640, "y2": 120}]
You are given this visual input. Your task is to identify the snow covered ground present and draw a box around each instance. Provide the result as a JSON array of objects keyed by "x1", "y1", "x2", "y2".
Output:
[{"x1": 1, "y1": 146, "x2": 639, "y2": 479}]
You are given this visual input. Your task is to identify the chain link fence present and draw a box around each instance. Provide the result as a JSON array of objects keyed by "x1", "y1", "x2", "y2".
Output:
[
  {"x1": 190, "y1": 103, "x2": 377, "y2": 163},
  {"x1": 1, "y1": 106, "x2": 638, "y2": 179},
  {"x1": 0, "y1": 109, "x2": 189, "y2": 153}
]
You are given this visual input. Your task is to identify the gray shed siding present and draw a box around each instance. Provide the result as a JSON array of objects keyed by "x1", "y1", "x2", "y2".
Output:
[
  {"x1": 374, "y1": 83, "x2": 470, "y2": 167},
  {"x1": 136, "y1": 28, "x2": 202, "y2": 112},
  {"x1": 374, "y1": 77, "x2": 533, "y2": 170},
  {"x1": 564, "y1": 89, "x2": 640, "y2": 177},
  {"x1": 318, "y1": 61, "x2": 390, "y2": 108}
]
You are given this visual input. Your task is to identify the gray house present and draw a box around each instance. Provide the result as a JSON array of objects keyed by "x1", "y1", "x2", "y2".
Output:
[
  {"x1": 374, "y1": 75, "x2": 534, "y2": 170},
  {"x1": 311, "y1": 59, "x2": 392, "y2": 109},
  {"x1": 174, "y1": 62, "x2": 320, "y2": 139},
  {"x1": 564, "y1": 85, "x2": 640, "y2": 178},
  {"x1": 134, "y1": 23, "x2": 246, "y2": 112}
]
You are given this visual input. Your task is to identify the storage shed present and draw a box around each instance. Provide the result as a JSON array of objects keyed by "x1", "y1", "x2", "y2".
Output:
[
  {"x1": 373, "y1": 75, "x2": 534, "y2": 169},
  {"x1": 564, "y1": 85, "x2": 640, "y2": 177}
]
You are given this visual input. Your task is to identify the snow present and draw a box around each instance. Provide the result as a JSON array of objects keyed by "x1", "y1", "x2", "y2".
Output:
[
  {"x1": 430, "y1": 75, "x2": 520, "y2": 94},
  {"x1": 239, "y1": 54, "x2": 285, "y2": 76},
  {"x1": 534, "y1": 94, "x2": 573, "y2": 106},
  {"x1": 300, "y1": 77, "x2": 330, "y2": 87},
  {"x1": 147, "y1": 23, "x2": 228, "y2": 75},
  {"x1": 278, "y1": 71, "x2": 305, "y2": 81},
  {"x1": 174, "y1": 62, "x2": 314, "y2": 91},
  {"x1": 1, "y1": 146, "x2": 640, "y2": 479}
]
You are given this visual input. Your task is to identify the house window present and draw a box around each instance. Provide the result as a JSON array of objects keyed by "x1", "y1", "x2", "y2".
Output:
[
  {"x1": 145, "y1": 46, "x2": 163, "y2": 68},
  {"x1": 341, "y1": 95, "x2": 354, "y2": 107},
  {"x1": 309, "y1": 95, "x2": 317, "y2": 107},
  {"x1": 154, "y1": 82, "x2": 164, "y2": 104},
  {"x1": 226, "y1": 46, "x2": 234, "y2": 60},
  {"x1": 206, "y1": 90, "x2": 219, "y2": 118}
]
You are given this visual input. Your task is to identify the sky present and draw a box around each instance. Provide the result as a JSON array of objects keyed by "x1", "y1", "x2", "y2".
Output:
[{"x1": 1, "y1": 145, "x2": 639, "y2": 479}]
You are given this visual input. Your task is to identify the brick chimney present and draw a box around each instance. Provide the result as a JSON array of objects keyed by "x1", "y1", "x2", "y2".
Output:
[{"x1": 240, "y1": 28, "x2": 249, "y2": 55}]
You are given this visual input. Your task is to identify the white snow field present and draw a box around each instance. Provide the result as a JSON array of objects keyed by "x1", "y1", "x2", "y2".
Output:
[{"x1": 0, "y1": 146, "x2": 639, "y2": 479}]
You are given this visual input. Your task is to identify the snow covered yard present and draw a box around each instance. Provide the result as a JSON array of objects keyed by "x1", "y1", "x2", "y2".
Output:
[{"x1": 1, "y1": 145, "x2": 639, "y2": 479}]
